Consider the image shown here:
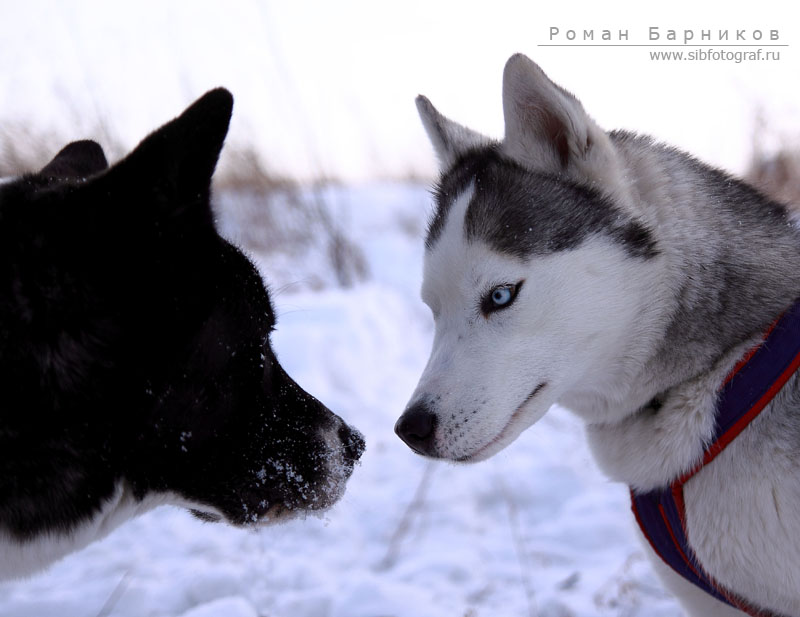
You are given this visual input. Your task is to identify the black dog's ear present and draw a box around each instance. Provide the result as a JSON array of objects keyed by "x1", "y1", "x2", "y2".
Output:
[
  {"x1": 40, "y1": 140, "x2": 108, "y2": 179},
  {"x1": 102, "y1": 88, "x2": 233, "y2": 224}
]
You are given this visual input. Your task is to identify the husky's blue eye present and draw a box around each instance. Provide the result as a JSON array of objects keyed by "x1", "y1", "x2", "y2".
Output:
[
  {"x1": 481, "y1": 281, "x2": 524, "y2": 316},
  {"x1": 492, "y1": 287, "x2": 513, "y2": 306}
]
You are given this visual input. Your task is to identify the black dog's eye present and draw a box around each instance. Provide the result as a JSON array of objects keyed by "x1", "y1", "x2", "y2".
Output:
[{"x1": 481, "y1": 281, "x2": 524, "y2": 316}]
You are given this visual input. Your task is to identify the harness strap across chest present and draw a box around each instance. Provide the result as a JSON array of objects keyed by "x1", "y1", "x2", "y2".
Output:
[{"x1": 631, "y1": 299, "x2": 800, "y2": 617}]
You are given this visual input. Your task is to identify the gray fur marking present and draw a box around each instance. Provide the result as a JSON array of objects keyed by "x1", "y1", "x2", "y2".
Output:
[{"x1": 428, "y1": 145, "x2": 658, "y2": 260}]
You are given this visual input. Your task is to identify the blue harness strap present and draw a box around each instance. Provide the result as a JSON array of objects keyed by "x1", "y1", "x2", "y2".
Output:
[{"x1": 631, "y1": 299, "x2": 800, "y2": 616}]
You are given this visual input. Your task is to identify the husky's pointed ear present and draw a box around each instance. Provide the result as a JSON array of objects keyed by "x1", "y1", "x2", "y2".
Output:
[
  {"x1": 103, "y1": 88, "x2": 233, "y2": 225},
  {"x1": 40, "y1": 140, "x2": 108, "y2": 180},
  {"x1": 502, "y1": 54, "x2": 600, "y2": 173},
  {"x1": 416, "y1": 95, "x2": 491, "y2": 169}
]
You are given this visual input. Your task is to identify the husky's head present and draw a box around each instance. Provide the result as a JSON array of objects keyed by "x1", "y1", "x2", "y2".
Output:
[{"x1": 396, "y1": 54, "x2": 663, "y2": 462}]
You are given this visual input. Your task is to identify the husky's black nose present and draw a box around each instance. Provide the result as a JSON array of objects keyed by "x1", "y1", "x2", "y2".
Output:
[{"x1": 395, "y1": 403, "x2": 437, "y2": 457}]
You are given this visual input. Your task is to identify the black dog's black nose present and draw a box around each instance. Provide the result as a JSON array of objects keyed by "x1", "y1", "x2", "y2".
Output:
[
  {"x1": 339, "y1": 424, "x2": 366, "y2": 462},
  {"x1": 394, "y1": 403, "x2": 437, "y2": 457}
]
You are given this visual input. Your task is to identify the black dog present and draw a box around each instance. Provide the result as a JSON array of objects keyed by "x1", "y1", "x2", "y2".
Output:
[{"x1": 0, "y1": 89, "x2": 364, "y2": 577}]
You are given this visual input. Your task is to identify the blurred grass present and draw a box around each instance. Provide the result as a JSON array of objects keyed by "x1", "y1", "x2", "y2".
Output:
[
  {"x1": 5, "y1": 118, "x2": 799, "y2": 293},
  {"x1": 746, "y1": 149, "x2": 800, "y2": 207},
  {"x1": 0, "y1": 128, "x2": 368, "y2": 291}
]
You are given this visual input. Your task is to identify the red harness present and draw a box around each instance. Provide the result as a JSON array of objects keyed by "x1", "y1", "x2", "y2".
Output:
[{"x1": 631, "y1": 300, "x2": 800, "y2": 616}]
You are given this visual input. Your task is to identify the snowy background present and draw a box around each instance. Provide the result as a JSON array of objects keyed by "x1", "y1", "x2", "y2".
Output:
[{"x1": 2, "y1": 1, "x2": 800, "y2": 616}]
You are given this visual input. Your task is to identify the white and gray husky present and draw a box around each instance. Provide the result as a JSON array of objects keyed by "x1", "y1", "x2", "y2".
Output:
[{"x1": 395, "y1": 53, "x2": 800, "y2": 616}]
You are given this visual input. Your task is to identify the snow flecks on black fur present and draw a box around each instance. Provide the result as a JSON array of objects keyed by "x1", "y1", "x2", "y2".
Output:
[{"x1": 427, "y1": 146, "x2": 658, "y2": 260}]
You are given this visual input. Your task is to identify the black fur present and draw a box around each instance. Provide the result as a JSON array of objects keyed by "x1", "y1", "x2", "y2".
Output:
[
  {"x1": 427, "y1": 146, "x2": 658, "y2": 260},
  {"x1": 0, "y1": 89, "x2": 364, "y2": 544}
]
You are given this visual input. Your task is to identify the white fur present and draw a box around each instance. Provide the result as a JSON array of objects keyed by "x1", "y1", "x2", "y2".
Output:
[
  {"x1": 585, "y1": 341, "x2": 756, "y2": 491},
  {"x1": 0, "y1": 482, "x2": 195, "y2": 579}
]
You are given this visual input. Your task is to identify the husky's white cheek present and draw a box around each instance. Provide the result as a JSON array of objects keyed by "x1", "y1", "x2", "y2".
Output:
[{"x1": 406, "y1": 236, "x2": 659, "y2": 461}]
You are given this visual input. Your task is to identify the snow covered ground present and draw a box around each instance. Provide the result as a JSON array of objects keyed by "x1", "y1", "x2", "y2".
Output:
[{"x1": 0, "y1": 184, "x2": 682, "y2": 617}]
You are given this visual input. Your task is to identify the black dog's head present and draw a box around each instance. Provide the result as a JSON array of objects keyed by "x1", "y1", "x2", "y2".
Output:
[{"x1": 0, "y1": 90, "x2": 364, "y2": 545}]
